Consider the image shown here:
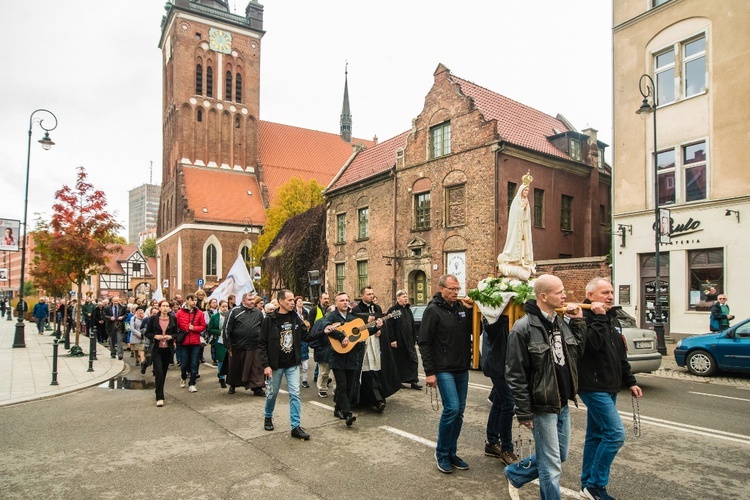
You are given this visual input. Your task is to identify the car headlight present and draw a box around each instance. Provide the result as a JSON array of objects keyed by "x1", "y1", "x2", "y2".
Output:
[{"x1": 675, "y1": 339, "x2": 682, "y2": 349}]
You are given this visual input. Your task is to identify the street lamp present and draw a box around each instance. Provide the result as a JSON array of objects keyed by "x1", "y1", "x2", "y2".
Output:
[
  {"x1": 13, "y1": 109, "x2": 58, "y2": 349},
  {"x1": 636, "y1": 75, "x2": 666, "y2": 356}
]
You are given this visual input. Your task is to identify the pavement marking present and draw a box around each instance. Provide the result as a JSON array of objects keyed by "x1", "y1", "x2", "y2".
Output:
[
  {"x1": 688, "y1": 391, "x2": 750, "y2": 403},
  {"x1": 379, "y1": 425, "x2": 580, "y2": 497},
  {"x1": 309, "y1": 401, "x2": 333, "y2": 411},
  {"x1": 614, "y1": 411, "x2": 750, "y2": 445}
]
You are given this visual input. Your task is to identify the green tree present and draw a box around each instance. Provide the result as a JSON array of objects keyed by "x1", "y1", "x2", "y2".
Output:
[
  {"x1": 253, "y1": 177, "x2": 324, "y2": 266},
  {"x1": 112, "y1": 235, "x2": 128, "y2": 245},
  {"x1": 32, "y1": 166, "x2": 122, "y2": 345},
  {"x1": 140, "y1": 237, "x2": 156, "y2": 258}
]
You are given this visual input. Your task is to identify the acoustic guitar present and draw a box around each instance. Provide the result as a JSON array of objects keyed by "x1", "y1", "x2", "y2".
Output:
[{"x1": 329, "y1": 310, "x2": 402, "y2": 354}]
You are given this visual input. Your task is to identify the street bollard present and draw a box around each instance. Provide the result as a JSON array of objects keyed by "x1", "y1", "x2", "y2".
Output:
[
  {"x1": 63, "y1": 327, "x2": 70, "y2": 350},
  {"x1": 6, "y1": 307, "x2": 11, "y2": 321},
  {"x1": 87, "y1": 331, "x2": 96, "y2": 372},
  {"x1": 51, "y1": 340, "x2": 60, "y2": 386}
]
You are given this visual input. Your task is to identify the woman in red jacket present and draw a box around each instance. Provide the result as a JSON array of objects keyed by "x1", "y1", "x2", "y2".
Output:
[{"x1": 175, "y1": 294, "x2": 207, "y2": 392}]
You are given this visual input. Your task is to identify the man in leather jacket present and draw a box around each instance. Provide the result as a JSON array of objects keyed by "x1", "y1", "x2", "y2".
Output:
[{"x1": 504, "y1": 274, "x2": 584, "y2": 500}]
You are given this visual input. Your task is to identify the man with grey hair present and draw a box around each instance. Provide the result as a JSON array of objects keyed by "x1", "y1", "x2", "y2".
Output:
[
  {"x1": 578, "y1": 277, "x2": 642, "y2": 500},
  {"x1": 504, "y1": 274, "x2": 584, "y2": 499},
  {"x1": 419, "y1": 274, "x2": 474, "y2": 474},
  {"x1": 387, "y1": 290, "x2": 422, "y2": 389},
  {"x1": 224, "y1": 291, "x2": 265, "y2": 395}
]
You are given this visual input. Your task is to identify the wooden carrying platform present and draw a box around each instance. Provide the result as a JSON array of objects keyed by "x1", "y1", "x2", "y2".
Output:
[{"x1": 471, "y1": 302, "x2": 525, "y2": 370}]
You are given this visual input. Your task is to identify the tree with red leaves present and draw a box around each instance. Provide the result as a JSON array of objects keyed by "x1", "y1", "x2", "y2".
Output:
[{"x1": 32, "y1": 166, "x2": 122, "y2": 345}]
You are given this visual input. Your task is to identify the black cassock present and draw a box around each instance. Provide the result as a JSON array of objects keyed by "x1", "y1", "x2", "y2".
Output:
[{"x1": 386, "y1": 303, "x2": 419, "y2": 384}]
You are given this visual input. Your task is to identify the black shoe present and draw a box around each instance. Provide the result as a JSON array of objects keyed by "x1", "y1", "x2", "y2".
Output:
[
  {"x1": 375, "y1": 401, "x2": 386, "y2": 413},
  {"x1": 118, "y1": 355, "x2": 123, "y2": 360},
  {"x1": 135, "y1": 361, "x2": 140, "y2": 366},
  {"x1": 212, "y1": 361, "x2": 218, "y2": 366},
  {"x1": 301, "y1": 381, "x2": 310, "y2": 388},
  {"x1": 220, "y1": 379, "x2": 227, "y2": 389},
  {"x1": 111, "y1": 354, "x2": 116, "y2": 359},
  {"x1": 291, "y1": 426, "x2": 310, "y2": 440},
  {"x1": 140, "y1": 364, "x2": 147, "y2": 375},
  {"x1": 345, "y1": 413, "x2": 356, "y2": 427},
  {"x1": 228, "y1": 386, "x2": 236, "y2": 394},
  {"x1": 264, "y1": 417, "x2": 274, "y2": 431},
  {"x1": 130, "y1": 352, "x2": 134, "y2": 357},
  {"x1": 334, "y1": 409, "x2": 346, "y2": 419},
  {"x1": 253, "y1": 388, "x2": 265, "y2": 397},
  {"x1": 410, "y1": 383, "x2": 423, "y2": 390},
  {"x1": 196, "y1": 374, "x2": 201, "y2": 379}
]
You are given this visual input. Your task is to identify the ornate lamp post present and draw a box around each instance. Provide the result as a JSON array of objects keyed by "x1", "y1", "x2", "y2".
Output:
[
  {"x1": 13, "y1": 109, "x2": 58, "y2": 348},
  {"x1": 636, "y1": 75, "x2": 666, "y2": 355}
]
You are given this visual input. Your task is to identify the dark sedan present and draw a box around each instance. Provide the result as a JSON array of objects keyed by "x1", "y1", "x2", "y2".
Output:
[{"x1": 674, "y1": 318, "x2": 750, "y2": 376}]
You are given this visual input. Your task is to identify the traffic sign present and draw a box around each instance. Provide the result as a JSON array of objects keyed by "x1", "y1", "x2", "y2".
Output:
[{"x1": 196, "y1": 278, "x2": 204, "y2": 288}]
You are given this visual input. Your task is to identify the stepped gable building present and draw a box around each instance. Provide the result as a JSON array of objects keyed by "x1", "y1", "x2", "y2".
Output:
[
  {"x1": 612, "y1": 0, "x2": 750, "y2": 337},
  {"x1": 156, "y1": 0, "x2": 372, "y2": 297},
  {"x1": 324, "y1": 64, "x2": 611, "y2": 304}
]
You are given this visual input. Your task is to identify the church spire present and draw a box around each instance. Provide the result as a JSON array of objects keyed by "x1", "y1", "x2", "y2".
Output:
[{"x1": 340, "y1": 62, "x2": 352, "y2": 143}]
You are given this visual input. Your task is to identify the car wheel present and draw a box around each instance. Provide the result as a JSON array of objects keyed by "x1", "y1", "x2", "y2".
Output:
[{"x1": 686, "y1": 350, "x2": 717, "y2": 377}]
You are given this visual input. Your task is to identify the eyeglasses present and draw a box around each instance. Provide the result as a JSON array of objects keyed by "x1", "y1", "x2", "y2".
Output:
[{"x1": 443, "y1": 287, "x2": 461, "y2": 292}]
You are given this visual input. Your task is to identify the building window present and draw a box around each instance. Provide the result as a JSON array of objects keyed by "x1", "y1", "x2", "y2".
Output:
[
  {"x1": 235, "y1": 73, "x2": 242, "y2": 103},
  {"x1": 430, "y1": 122, "x2": 451, "y2": 159},
  {"x1": 234, "y1": 116, "x2": 240, "y2": 128},
  {"x1": 507, "y1": 182, "x2": 517, "y2": 214},
  {"x1": 446, "y1": 185, "x2": 466, "y2": 227},
  {"x1": 357, "y1": 261, "x2": 368, "y2": 294},
  {"x1": 225, "y1": 70, "x2": 232, "y2": 100},
  {"x1": 357, "y1": 207, "x2": 369, "y2": 240},
  {"x1": 206, "y1": 66, "x2": 213, "y2": 98},
  {"x1": 656, "y1": 149, "x2": 676, "y2": 205},
  {"x1": 205, "y1": 244, "x2": 217, "y2": 276},
  {"x1": 652, "y1": 0, "x2": 671, "y2": 7},
  {"x1": 336, "y1": 213, "x2": 346, "y2": 243},
  {"x1": 684, "y1": 141, "x2": 707, "y2": 202},
  {"x1": 415, "y1": 192, "x2": 431, "y2": 230},
  {"x1": 195, "y1": 64, "x2": 203, "y2": 95},
  {"x1": 655, "y1": 141, "x2": 707, "y2": 205},
  {"x1": 688, "y1": 248, "x2": 723, "y2": 310},
  {"x1": 561, "y1": 195, "x2": 573, "y2": 231},
  {"x1": 197, "y1": 109, "x2": 203, "y2": 122},
  {"x1": 599, "y1": 204, "x2": 607, "y2": 226},
  {"x1": 241, "y1": 245, "x2": 252, "y2": 271},
  {"x1": 133, "y1": 263, "x2": 142, "y2": 273},
  {"x1": 684, "y1": 36, "x2": 706, "y2": 98},
  {"x1": 534, "y1": 188, "x2": 544, "y2": 228},
  {"x1": 569, "y1": 138, "x2": 582, "y2": 161},
  {"x1": 654, "y1": 34, "x2": 706, "y2": 105},
  {"x1": 335, "y1": 263, "x2": 345, "y2": 293}
]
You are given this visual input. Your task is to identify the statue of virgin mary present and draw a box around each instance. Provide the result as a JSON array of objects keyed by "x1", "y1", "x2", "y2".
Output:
[{"x1": 498, "y1": 171, "x2": 535, "y2": 280}]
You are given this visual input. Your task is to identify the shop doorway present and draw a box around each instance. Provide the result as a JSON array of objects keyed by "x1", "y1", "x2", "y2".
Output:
[{"x1": 640, "y1": 253, "x2": 670, "y2": 334}]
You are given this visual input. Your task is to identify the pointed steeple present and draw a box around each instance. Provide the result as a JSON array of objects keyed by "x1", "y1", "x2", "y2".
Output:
[{"x1": 340, "y1": 62, "x2": 352, "y2": 143}]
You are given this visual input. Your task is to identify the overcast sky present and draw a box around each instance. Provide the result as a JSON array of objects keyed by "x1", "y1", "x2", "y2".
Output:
[{"x1": 1, "y1": 0, "x2": 613, "y2": 238}]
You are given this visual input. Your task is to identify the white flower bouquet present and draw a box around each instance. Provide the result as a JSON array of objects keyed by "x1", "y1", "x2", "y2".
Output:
[{"x1": 467, "y1": 277, "x2": 536, "y2": 324}]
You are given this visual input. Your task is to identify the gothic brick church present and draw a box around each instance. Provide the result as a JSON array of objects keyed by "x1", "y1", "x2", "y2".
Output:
[{"x1": 155, "y1": 0, "x2": 372, "y2": 296}]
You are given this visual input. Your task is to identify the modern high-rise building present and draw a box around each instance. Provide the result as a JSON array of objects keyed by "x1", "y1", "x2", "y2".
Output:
[{"x1": 128, "y1": 183, "x2": 160, "y2": 245}]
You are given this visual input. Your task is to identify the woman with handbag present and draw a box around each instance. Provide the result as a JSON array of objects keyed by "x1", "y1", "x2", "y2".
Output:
[
  {"x1": 145, "y1": 300, "x2": 178, "y2": 407},
  {"x1": 129, "y1": 308, "x2": 146, "y2": 366}
]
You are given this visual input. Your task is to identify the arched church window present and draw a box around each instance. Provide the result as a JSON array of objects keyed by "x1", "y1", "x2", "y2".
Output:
[
  {"x1": 235, "y1": 74, "x2": 242, "y2": 103},
  {"x1": 205, "y1": 244, "x2": 217, "y2": 276},
  {"x1": 195, "y1": 64, "x2": 203, "y2": 95},
  {"x1": 206, "y1": 66, "x2": 213, "y2": 98},
  {"x1": 197, "y1": 108, "x2": 202, "y2": 122},
  {"x1": 225, "y1": 70, "x2": 232, "y2": 101}
]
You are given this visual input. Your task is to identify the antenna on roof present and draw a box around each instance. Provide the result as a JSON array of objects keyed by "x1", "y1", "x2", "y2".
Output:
[{"x1": 149, "y1": 160, "x2": 153, "y2": 185}]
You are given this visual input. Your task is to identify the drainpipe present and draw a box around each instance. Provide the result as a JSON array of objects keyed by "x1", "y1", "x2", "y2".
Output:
[{"x1": 391, "y1": 164, "x2": 398, "y2": 301}]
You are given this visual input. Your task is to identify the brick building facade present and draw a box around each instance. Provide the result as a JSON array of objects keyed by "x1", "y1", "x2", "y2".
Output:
[{"x1": 324, "y1": 64, "x2": 611, "y2": 305}]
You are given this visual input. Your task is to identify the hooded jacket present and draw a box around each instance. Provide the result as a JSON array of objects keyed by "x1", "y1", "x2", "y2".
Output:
[
  {"x1": 578, "y1": 300, "x2": 636, "y2": 393},
  {"x1": 418, "y1": 292, "x2": 473, "y2": 376},
  {"x1": 505, "y1": 300, "x2": 585, "y2": 421}
]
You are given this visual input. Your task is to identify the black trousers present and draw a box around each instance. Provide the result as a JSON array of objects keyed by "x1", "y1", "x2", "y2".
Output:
[
  {"x1": 152, "y1": 347, "x2": 172, "y2": 401},
  {"x1": 333, "y1": 368, "x2": 359, "y2": 415}
]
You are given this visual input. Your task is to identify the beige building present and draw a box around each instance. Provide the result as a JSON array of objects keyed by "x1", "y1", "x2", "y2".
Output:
[{"x1": 612, "y1": 0, "x2": 750, "y2": 336}]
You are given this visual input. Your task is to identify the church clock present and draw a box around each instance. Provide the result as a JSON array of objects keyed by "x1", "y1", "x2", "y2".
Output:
[{"x1": 209, "y1": 28, "x2": 232, "y2": 54}]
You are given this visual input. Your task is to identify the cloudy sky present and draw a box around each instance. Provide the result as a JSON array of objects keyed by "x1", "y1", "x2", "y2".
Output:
[{"x1": 1, "y1": 0, "x2": 613, "y2": 238}]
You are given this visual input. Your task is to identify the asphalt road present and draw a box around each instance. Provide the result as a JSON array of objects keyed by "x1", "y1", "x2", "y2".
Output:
[{"x1": 0, "y1": 356, "x2": 748, "y2": 499}]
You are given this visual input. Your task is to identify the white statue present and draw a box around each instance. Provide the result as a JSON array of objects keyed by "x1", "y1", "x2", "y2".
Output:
[{"x1": 498, "y1": 171, "x2": 536, "y2": 280}]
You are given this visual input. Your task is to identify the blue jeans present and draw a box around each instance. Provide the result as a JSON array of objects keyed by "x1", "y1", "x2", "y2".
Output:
[
  {"x1": 487, "y1": 375, "x2": 515, "y2": 450},
  {"x1": 579, "y1": 391, "x2": 626, "y2": 490},
  {"x1": 505, "y1": 406, "x2": 571, "y2": 500},
  {"x1": 265, "y1": 365, "x2": 301, "y2": 429},
  {"x1": 35, "y1": 318, "x2": 46, "y2": 334},
  {"x1": 179, "y1": 345, "x2": 201, "y2": 386},
  {"x1": 435, "y1": 370, "x2": 469, "y2": 460}
]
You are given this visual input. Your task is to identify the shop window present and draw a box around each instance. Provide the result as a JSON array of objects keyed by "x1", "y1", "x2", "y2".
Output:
[{"x1": 688, "y1": 249, "x2": 724, "y2": 310}]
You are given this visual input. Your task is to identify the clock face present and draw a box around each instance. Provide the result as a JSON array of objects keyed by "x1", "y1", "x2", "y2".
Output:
[{"x1": 208, "y1": 28, "x2": 232, "y2": 54}]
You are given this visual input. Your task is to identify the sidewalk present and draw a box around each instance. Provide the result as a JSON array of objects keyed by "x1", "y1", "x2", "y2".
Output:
[{"x1": 0, "y1": 317, "x2": 124, "y2": 407}]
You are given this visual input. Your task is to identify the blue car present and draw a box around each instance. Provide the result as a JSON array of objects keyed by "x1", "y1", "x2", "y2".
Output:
[{"x1": 674, "y1": 318, "x2": 750, "y2": 376}]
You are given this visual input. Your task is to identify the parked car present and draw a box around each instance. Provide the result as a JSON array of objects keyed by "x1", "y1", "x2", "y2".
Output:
[
  {"x1": 674, "y1": 318, "x2": 750, "y2": 376},
  {"x1": 615, "y1": 309, "x2": 663, "y2": 374},
  {"x1": 411, "y1": 304, "x2": 428, "y2": 341}
]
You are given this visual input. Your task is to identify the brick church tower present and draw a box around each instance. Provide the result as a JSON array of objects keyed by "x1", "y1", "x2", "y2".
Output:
[{"x1": 156, "y1": 0, "x2": 267, "y2": 295}]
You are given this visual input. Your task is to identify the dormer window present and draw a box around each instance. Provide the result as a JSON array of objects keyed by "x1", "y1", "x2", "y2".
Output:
[{"x1": 569, "y1": 138, "x2": 582, "y2": 161}]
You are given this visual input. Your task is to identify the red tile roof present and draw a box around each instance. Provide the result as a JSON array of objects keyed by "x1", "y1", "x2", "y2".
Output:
[
  {"x1": 105, "y1": 245, "x2": 153, "y2": 275},
  {"x1": 258, "y1": 121, "x2": 375, "y2": 203},
  {"x1": 450, "y1": 74, "x2": 572, "y2": 160},
  {"x1": 183, "y1": 166, "x2": 268, "y2": 225},
  {"x1": 327, "y1": 130, "x2": 409, "y2": 192}
]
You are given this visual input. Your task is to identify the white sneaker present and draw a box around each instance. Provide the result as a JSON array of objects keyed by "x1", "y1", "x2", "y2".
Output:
[
  {"x1": 188, "y1": 385, "x2": 197, "y2": 393},
  {"x1": 180, "y1": 379, "x2": 186, "y2": 388},
  {"x1": 506, "y1": 476, "x2": 520, "y2": 500},
  {"x1": 156, "y1": 400, "x2": 164, "y2": 407}
]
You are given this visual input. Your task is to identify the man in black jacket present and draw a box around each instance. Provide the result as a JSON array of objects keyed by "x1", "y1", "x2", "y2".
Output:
[
  {"x1": 224, "y1": 292, "x2": 265, "y2": 395},
  {"x1": 504, "y1": 274, "x2": 583, "y2": 500},
  {"x1": 106, "y1": 296, "x2": 127, "y2": 359},
  {"x1": 307, "y1": 293, "x2": 336, "y2": 398},
  {"x1": 419, "y1": 274, "x2": 474, "y2": 474},
  {"x1": 260, "y1": 289, "x2": 323, "y2": 440},
  {"x1": 578, "y1": 278, "x2": 642, "y2": 500}
]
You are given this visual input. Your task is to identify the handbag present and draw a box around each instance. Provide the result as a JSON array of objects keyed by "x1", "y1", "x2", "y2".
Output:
[{"x1": 175, "y1": 330, "x2": 188, "y2": 344}]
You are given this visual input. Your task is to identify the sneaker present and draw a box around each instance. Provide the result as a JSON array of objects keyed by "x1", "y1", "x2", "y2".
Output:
[
  {"x1": 318, "y1": 391, "x2": 328, "y2": 398},
  {"x1": 156, "y1": 400, "x2": 164, "y2": 407},
  {"x1": 498, "y1": 450, "x2": 519, "y2": 466},
  {"x1": 449, "y1": 455, "x2": 469, "y2": 470},
  {"x1": 301, "y1": 381, "x2": 310, "y2": 388},
  {"x1": 291, "y1": 426, "x2": 310, "y2": 440},
  {"x1": 264, "y1": 417, "x2": 274, "y2": 431},
  {"x1": 505, "y1": 473, "x2": 521, "y2": 500},
  {"x1": 188, "y1": 385, "x2": 197, "y2": 393},
  {"x1": 583, "y1": 486, "x2": 615, "y2": 500},
  {"x1": 180, "y1": 379, "x2": 186, "y2": 388},
  {"x1": 435, "y1": 453, "x2": 452, "y2": 474}
]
